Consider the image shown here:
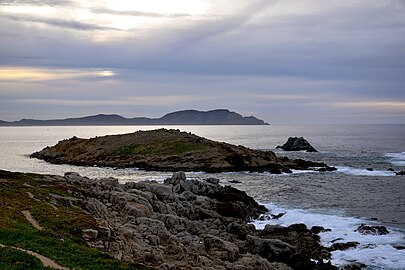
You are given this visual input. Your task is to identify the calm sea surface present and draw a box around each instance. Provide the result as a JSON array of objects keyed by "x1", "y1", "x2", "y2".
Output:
[{"x1": 1, "y1": 125, "x2": 405, "y2": 268}]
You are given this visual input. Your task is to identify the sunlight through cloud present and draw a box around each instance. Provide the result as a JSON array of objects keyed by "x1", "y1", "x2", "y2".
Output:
[{"x1": 0, "y1": 67, "x2": 116, "y2": 81}]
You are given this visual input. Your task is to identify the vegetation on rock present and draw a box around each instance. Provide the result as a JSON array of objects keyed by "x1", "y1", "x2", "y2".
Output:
[
  {"x1": 0, "y1": 170, "x2": 152, "y2": 270},
  {"x1": 31, "y1": 129, "x2": 330, "y2": 173}
]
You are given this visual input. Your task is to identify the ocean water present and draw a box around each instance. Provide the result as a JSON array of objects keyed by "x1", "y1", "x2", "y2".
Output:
[{"x1": 0, "y1": 124, "x2": 405, "y2": 269}]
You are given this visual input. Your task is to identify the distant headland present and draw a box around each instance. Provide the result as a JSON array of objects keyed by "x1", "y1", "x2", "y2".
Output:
[{"x1": 0, "y1": 109, "x2": 268, "y2": 126}]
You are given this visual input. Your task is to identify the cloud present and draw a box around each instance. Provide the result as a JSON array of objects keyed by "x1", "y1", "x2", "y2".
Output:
[
  {"x1": 0, "y1": 67, "x2": 115, "y2": 82},
  {"x1": 0, "y1": 0, "x2": 404, "y2": 123},
  {"x1": 2, "y1": 14, "x2": 122, "y2": 31}
]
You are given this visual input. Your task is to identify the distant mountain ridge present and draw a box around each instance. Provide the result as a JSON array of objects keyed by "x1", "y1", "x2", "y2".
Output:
[{"x1": 0, "y1": 109, "x2": 268, "y2": 126}]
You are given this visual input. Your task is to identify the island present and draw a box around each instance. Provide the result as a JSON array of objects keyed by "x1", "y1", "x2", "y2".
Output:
[
  {"x1": 0, "y1": 109, "x2": 268, "y2": 126},
  {"x1": 30, "y1": 129, "x2": 333, "y2": 173}
]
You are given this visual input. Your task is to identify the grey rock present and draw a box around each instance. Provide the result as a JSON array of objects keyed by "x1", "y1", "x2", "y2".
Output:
[
  {"x1": 203, "y1": 234, "x2": 240, "y2": 262},
  {"x1": 164, "y1": 171, "x2": 186, "y2": 185},
  {"x1": 355, "y1": 224, "x2": 389, "y2": 235},
  {"x1": 205, "y1": 178, "x2": 220, "y2": 185},
  {"x1": 82, "y1": 229, "x2": 98, "y2": 240}
]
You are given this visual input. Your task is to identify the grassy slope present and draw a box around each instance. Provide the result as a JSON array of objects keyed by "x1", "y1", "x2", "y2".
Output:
[{"x1": 0, "y1": 170, "x2": 153, "y2": 270}]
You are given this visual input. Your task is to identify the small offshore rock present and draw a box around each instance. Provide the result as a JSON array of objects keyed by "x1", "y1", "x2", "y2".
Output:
[
  {"x1": 396, "y1": 171, "x2": 405, "y2": 176},
  {"x1": 310, "y1": 226, "x2": 331, "y2": 234},
  {"x1": 276, "y1": 137, "x2": 318, "y2": 152},
  {"x1": 271, "y1": 212, "x2": 286, "y2": 219},
  {"x1": 355, "y1": 224, "x2": 389, "y2": 235},
  {"x1": 228, "y1": 180, "x2": 242, "y2": 184},
  {"x1": 316, "y1": 166, "x2": 337, "y2": 172}
]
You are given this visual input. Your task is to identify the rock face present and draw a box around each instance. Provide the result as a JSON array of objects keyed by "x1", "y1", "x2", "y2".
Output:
[
  {"x1": 277, "y1": 137, "x2": 318, "y2": 152},
  {"x1": 61, "y1": 172, "x2": 337, "y2": 270},
  {"x1": 30, "y1": 129, "x2": 329, "y2": 173}
]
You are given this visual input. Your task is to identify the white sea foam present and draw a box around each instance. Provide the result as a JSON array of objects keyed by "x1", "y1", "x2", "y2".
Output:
[
  {"x1": 252, "y1": 203, "x2": 405, "y2": 269},
  {"x1": 385, "y1": 152, "x2": 405, "y2": 166},
  {"x1": 336, "y1": 166, "x2": 396, "y2": 176}
]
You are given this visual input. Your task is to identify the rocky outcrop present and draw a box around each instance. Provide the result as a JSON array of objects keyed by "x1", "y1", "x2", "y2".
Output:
[
  {"x1": 59, "y1": 171, "x2": 337, "y2": 270},
  {"x1": 30, "y1": 129, "x2": 330, "y2": 173},
  {"x1": 355, "y1": 224, "x2": 389, "y2": 235},
  {"x1": 276, "y1": 137, "x2": 318, "y2": 152}
]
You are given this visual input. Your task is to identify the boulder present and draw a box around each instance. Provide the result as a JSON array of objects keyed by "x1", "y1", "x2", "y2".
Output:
[
  {"x1": 328, "y1": 241, "x2": 359, "y2": 251},
  {"x1": 276, "y1": 137, "x2": 318, "y2": 152},
  {"x1": 164, "y1": 171, "x2": 186, "y2": 185},
  {"x1": 396, "y1": 171, "x2": 405, "y2": 176},
  {"x1": 203, "y1": 234, "x2": 240, "y2": 262},
  {"x1": 82, "y1": 229, "x2": 98, "y2": 240},
  {"x1": 310, "y1": 226, "x2": 331, "y2": 234},
  {"x1": 355, "y1": 224, "x2": 389, "y2": 235},
  {"x1": 243, "y1": 235, "x2": 297, "y2": 265}
]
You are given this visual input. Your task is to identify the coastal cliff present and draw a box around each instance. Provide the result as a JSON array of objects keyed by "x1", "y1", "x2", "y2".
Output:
[{"x1": 30, "y1": 129, "x2": 331, "y2": 173}]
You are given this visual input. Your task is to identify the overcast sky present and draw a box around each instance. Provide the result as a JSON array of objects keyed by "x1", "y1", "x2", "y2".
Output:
[{"x1": 0, "y1": 0, "x2": 404, "y2": 124}]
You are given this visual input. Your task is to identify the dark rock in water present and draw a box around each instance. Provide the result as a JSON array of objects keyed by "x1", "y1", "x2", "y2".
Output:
[
  {"x1": 259, "y1": 223, "x2": 332, "y2": 268},
  {"x1": 316, "y1": 166, "x2": 337, "y2": 172},
  {"x1": 388, "y1": 168, "x2": 394, "y2": 172},
  {"x1": 271, "y1": 212, "x2": 286, "y2": 219},
  {"x1": 310, "y1": 226, "x2": 331, "y2": 234},
  {"x1": 341, "y1": 262, "x2": 366, "y2": 270},
  {"x1": 328, "y1": 241, "x2": 359, "y2": 251},
  {"x1": 393, "y1": 245, "x2": 405, "y2": 250},
  {"x1": 396, "y1": 171, "x2": 405, "y2": 175},
  {"x1": 366, "y1": 168, "x2": 374, "y2": 171},
  {"x1": 355, "y1": 224, "x2": 389, "y2": 235},
  {"x1": 228, "y1": 180, "x2": 242, "y2": 184},
  {"x1": 276, "y1": 137, "x2": 318, "y2": 152}
]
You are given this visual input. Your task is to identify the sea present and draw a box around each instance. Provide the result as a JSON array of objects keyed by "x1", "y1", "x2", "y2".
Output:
[{"x1": 1, "y1": 124, "x2": 404, "y2": 269}]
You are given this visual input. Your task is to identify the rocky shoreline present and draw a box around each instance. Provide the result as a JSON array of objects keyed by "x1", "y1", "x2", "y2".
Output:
[
  {"x1": 30, "y1": 129, "x2": 334, "y2": 174},
  {"x1": 54, "y1": 171, "x2": 347, "y2": 270}
]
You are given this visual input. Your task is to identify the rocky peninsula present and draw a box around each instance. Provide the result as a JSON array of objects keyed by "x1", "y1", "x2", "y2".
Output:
[
  {"x1": 0, "y1": 170, "x2": 348, "y2": 270},
  {"x1": 30, "y1": 129, "x2": 333, "y2": 173}
]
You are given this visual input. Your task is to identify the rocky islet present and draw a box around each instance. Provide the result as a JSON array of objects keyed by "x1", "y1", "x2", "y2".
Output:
[{"x1": 30, "y1": 129, "x2": 332, "y2": 174}]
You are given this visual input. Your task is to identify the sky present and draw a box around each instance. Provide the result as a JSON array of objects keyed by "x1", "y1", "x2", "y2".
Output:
[{"x1": 0, "y1": 0, "x2": 404, "y2": 124}]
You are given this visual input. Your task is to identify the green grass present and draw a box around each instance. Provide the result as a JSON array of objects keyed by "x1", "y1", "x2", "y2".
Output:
[
  {"x1": 117, "y1": 140, "x2": 208, "y2": 156},
  {"x1": 0, "y1": 170, "x2": 153, "y2": 270},
  {"x1": 0, "y1": 246, "x2": 53, "y2": 270}
]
